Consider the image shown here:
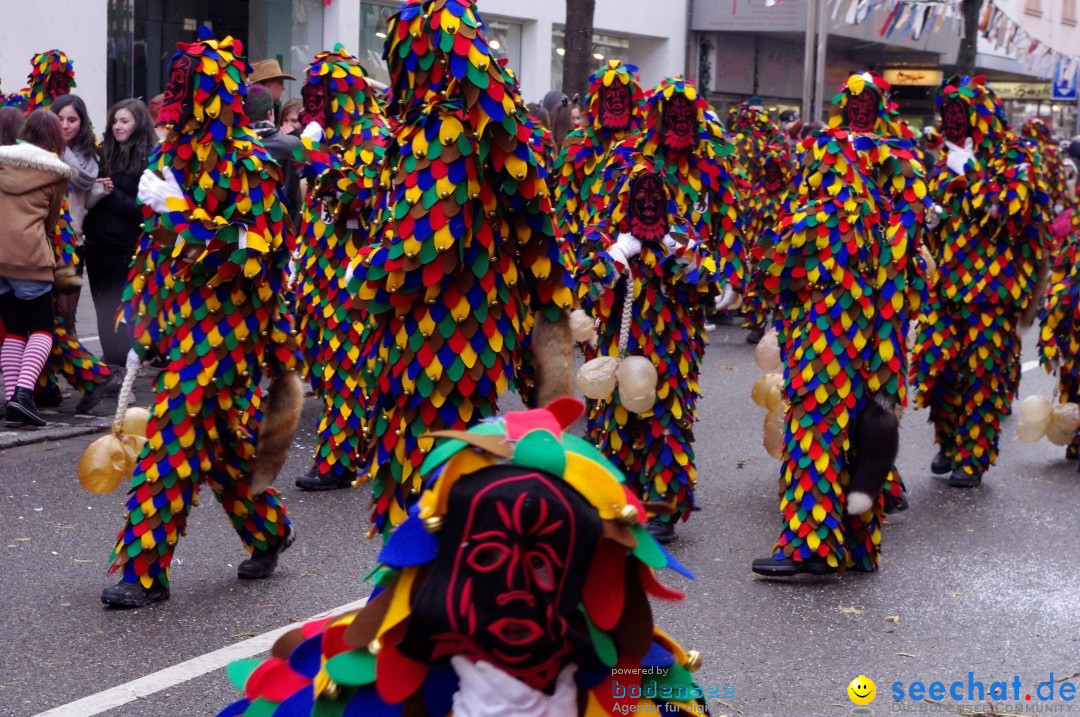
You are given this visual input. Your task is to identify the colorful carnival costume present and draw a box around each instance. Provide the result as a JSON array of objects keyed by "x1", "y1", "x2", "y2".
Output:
[
  {"x1": 725, "y1": 102, "x2": 795, "y2": 343},
  {"x1": 3, "y1": 50, "x2": 117, "y2": 409},
  {"x1": 346, "y1": 0, "x2": 574, "y2": 533},
  {"x1": 912, "y1": 75, "x2": 1049, "y2": 487},
  {"x1": 290, "y1": 44, "x2": 391, "y2": 491},
  {"x1": 220, "y1": 397, "x2": 709, "y2": 716},
  {"x1": 101, "y1": 28, "x2": 302, "y2": 608},
  {"x1": 552, "y1": 60, "x2": 645, "y2": 256},
  {"x1": 577, "y1": 154, "x2": 723, "y2": 543},
  {"x1": 751, "y1": 73, "x2": 927, "y2": 576}
]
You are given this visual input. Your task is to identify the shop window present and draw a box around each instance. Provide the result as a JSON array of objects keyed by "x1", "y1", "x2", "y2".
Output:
[
  {"x1": 550, "y1": 27, "x2": 632, "y2": 93},
  {"x1": 1064, "y1": 0, "x2": 1077, "y2": 25}
]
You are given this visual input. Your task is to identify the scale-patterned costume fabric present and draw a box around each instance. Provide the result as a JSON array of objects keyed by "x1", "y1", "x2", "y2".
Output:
[
  {"x1": 726, "y1": 103, "x2": 795, "y2": 334},
  {"x1": 346, "y1": 0, "x2": 574, "y2": 532},
  {"x1": 577, "y1": 157, "x2": 723, "y2": 523},
  {"x1": 1022, "y1": 118, "x2": 1069, "y2": 234},
  {"x1": 759, "y1": 75, "x2": 926, "y2": 569},
  {"x1": 1, "y1": 49, "x2": 74, "y2": 111},
  {"x1": 2, "y1": 51, "x2": 115, "y2": 398},
  {"x1": 219, "y1": 398, "x2": 709, "y2": 716},
  {"x1": 107, "y1": 29, "x2": 301, "y2": 590},
  {"x1": 912, "y1": 75, "x2": 1049, "y2": 478},
  {"x1": 1038, "y1": 208, "x2": 1080, "y2": 446},
  {"x1": 614, "y1": 79, "x2": 746, "y2": 410},
  {"x1": 292, "y1": 45, "x2": 390, "y2": 483},
  {"x1": 552, "y1": 60, "x2": 645, "y2": 258}
]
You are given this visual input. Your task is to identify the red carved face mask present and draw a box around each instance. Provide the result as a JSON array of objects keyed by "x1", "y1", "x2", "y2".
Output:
[
  {"x1": 661, "y1": 95, "x2": 695, "y2": 151},
  {"x1": 158, "y1": 53, "x2": 197, "y2": 127},
  {"x1": 599, "y1": 83, "x2": 632, "y2": 130},
  {"x1": 299, "y1": 81, "x2": 328, "y2": 127},
  {"x1": 941, "y1": 98, "x2": 968, "y2": 144},
  {"x1": 628, "y1": 172, "x2": 668, "y2": 241},
  {"x1": 399, "y1": 467, "x2": 600, "y2": 690},
  {"x1": 844, "y1": 89, "x2": 878, "y2": 133},
  {"x1": 763, "y1": 159, "x2": 784, "y2": 193},
  {"x1": 46, "y1": 73, "x2": 71, "y2": 101}
]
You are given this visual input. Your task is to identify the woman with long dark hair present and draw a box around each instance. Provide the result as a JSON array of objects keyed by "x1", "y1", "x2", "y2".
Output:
[
  {"x1": 50, "y1": 94, "x2": 97, "y2": 330},
  {"x1": 82, "y1": 98, "x2": 157, "y2": 365},
  {"x1": 0, "y1": 110, "x2": 76, "y2": 425}
]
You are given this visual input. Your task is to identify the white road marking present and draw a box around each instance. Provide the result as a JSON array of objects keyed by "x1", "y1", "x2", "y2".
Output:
[
  {"x1": 1021, "y1": 360, "x2": 1040, "y2": 373},
  {"x1": 34, "y1": 597, "x2": 368, "y2": 717}
]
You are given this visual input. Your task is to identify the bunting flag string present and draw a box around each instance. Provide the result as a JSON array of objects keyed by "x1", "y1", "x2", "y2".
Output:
[{"x1": 977, "y1": 0, "x2": 1079, "y2": 79}]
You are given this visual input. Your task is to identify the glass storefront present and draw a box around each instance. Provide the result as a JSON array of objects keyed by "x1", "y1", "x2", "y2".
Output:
[
  {"x1": 550, "y1": 27, "x2": 632, "y2": 93},
  {"x1": 106, "y1": 0, "x2": 324, "y2": 107},
  {"x1": 359, "y1": 1, "x2": 522, "y2": 87}
]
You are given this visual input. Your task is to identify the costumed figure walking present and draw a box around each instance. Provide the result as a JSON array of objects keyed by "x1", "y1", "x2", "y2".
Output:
[
  {"x1": 576, "y1": 153, "x2": 724, "y2": 544},
  {"x1": 220, "y1": 398, "x2": 709, "y2": 716},
  {"x1": 100, "y1": 28, "x2": 304, "y2": 608},
  {"x1": 1037, "y1": 138, "x2": 1080, "y2": 460},
  {"x1": 912, "y1": 75, "x2": 1049, "y2": 487},
  {"x1": 751, "y1": 72, "x2": 927, "y2": 576},
  {"x1": 290, "y1": 44, "x2": 391, "y2": 492},
  {"x1": 725, "y1": 101, "x2": 795, "y2": 344},
  {"x1": 552, "y1": 60, "x2": 645, "y2": 259},
  {"x1": 4, "y1": 50, "x2": 118, "y2": 412},
  {"x1": 346, "y1": 0, "x2": 575, "y2": 533}
]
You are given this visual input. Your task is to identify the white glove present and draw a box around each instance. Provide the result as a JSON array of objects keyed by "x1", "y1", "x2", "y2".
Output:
[
  {"x1": 945, "y1": 137, "x2": 975, "y2": 177},
  {"x1": 301, "y1": 121, "x2": 324, "y2": 142},
  {"x1": 661, "y1": 234, "x2": 680, "y2": 253},
  {"x1": 450, "y1": 657, "x2": 578, "y2": 717},
  {"x1": 926, "y1": 204, "x2": 943, "y2": 230},
  {"x1": 715, "y1": 283, "x2": 737, "y2": 312},
  {"x1": 137, "y1": 167, "x2": 185, "y2": 215},
  {"x1": 607, "y1": 232, "x2": 642, "y2": 269}
]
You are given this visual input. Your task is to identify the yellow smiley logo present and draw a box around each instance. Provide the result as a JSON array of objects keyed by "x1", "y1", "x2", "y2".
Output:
[{"x1": 848, "y1": 675, "x2": 876, "y2": 705}]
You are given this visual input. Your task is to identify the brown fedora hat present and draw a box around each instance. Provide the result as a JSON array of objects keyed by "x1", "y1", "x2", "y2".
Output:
[{"x1": 248, "y1": 58, "x2": 296, "y2": 84}]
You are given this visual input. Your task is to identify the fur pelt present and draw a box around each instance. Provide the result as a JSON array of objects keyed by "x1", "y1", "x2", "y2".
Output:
[
  {"x1": 531, "y1": 311, "x2": 576, "y2": 407},
  {"x1": 252, "y1": 371, "x2": 304, "y2": 494}
]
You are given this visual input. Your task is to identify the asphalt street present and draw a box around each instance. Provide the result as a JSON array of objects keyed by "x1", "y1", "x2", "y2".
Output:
[{"x1": 1, "y1": 296, "x2": 1079, "y2": 717}]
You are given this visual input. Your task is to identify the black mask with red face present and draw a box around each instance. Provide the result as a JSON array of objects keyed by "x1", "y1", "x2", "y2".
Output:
[
  {"x1": 46, "y1": 73, "x2": 71, "y2": 101},
  {"x1": 628, "y1": 172, "x2": 669, "y2": 241},
  {"x1": 599, "y1": 83, "x2": 632, "y2": 130},
  {"x1": 763, "y1": 160, "x2": 784, "y2": 193},
  {"x1": 661, "y1": 95, "x2": 695, "y2": 151},
  {"x1": 299, "y1": 81, "x2": 329, "y2": 127},
  {"x1": 158, "y1": 53, "x2": 197, "y2": 127},
  {"x1": 844, "y1": 89, "x2": 878, "y2": 133},
  {"x1": 399, "y1": 466, "x2": 601, "y2": 690},
  {"x1": 941, "y1": 98, "x2": 968, "y2": 144}
]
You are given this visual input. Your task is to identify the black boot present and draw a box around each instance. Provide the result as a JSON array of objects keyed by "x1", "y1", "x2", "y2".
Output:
[
  {"x1": 751, "y1": 555, "x2": 838, "y2": 577},
  {"x1": 947, "y1": 467, "x2": 982, "y2": 488},
  {"x1": 76, "y1": 372, "x2": 120, "y2": 414},
  {"x1": 746, "y1": 326, "x2": 765, "y2": 344},
  {"x1": 36, "y1": 382, "x2": 64, "y2": 408},
  {"x1": 5, "y1": 387, "x2": 46, "y2": 427},
  {"x1": 646, "y1": 517, "x2": 675, "y2": 545},
  {"x1": 1067, "y1": 444, "x2": 1079, "y2": 461},
  {"x1": 101, "y1": 580, "x2": 170, "y2": 608},
  {"x1": 238, "y1": 524, "x2": 295, "y2": 579},
  {"x1": 930, "y1": 450, "x2": 952, "y2": 476},
  {"x1": 883, "y1": 491, "x2": 909, "y2": 514},
  {"x1": 295, "y1": 466, "x2": 353, "y2": 491}
]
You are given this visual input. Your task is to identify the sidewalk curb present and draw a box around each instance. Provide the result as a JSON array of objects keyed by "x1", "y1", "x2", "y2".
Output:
[{"x1": 0, "y1": 420, "x2": 111, "y2": 450}]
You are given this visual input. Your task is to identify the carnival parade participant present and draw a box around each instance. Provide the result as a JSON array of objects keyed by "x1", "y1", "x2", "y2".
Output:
[
  {"x1": 576, "y1": 153, "x2": 724, "y2": 544},
  {"x1": 751, "y1": 72, "x2": 927, "y2": 576},
  {"x1": 345, "y1": 0, "x2": 575, "y2": 533},
  {"x1": 912, "y1": 75, "x2": 1049, "y2": 488},
  {"x1": 552, "y1": 60, "x2": 645, "y2": 258},
  {"x1": 725, "y1": 101, "x2": 795, "y2": 344},
  {"x1": 100, "y1": 28, "x2": 303, "y2": 608},
  {"x1": 290, "y1": 44, "x2": 391, "y2": 492},
  {"x1": 219, "y1": 398, "x2": 709, "y2": 716}
]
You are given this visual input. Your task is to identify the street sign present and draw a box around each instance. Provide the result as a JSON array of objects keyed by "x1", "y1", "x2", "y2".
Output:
[{"x1": 1052, "y1": 59, "x2": 1078, "y2": 101}]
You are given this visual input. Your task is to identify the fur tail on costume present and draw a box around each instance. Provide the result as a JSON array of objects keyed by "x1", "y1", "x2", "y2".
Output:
[
  {"x1": 846, "y1": 393, "x2": 900, "y2": 515},
  {"x1": 252, "y1": 371, "x2": 305, "y2": 494},
  {"x1": 531, "y1": 311, "x2": 575, "y2": 407},
  {"x1": 1019, "y1": 249, "x2": 1052, "y2": 332}
]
